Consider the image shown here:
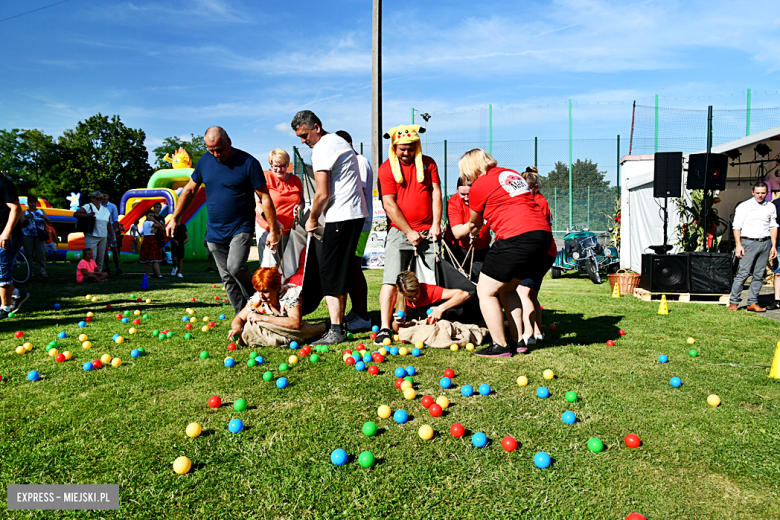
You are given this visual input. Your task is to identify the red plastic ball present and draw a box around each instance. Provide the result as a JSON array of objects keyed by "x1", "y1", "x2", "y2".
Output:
[
  {"x1": 369, "y1": 333, "x2": 377, "y2": 340},
  {"x1": 106, "y1": 305, "x2": 112, "y2": 309},
  {"x1": 429, "y1": 404, "x2": 443, "y2": 417},
  {"x1": 227, "y1": 343, "x2": 237, "y2": 352},
  {"x1": 421, "y1": 395, "x2": 434, "y2": 409},
  {"x1": 55, "y1": 353, "x2": 66, "y2": 363},
  {"x1": 214, "y1": 296, "x2": 220, "y2": 301},
  {"x1": 394, "y1": 378, "x2": 404, "y2": 389},
  {"x1": 356, "y1": 344, "x2": 365, "y2": 350},
  {"x1": 191, "y1": 297, "x2": 196, "y2": 302},
  {"x1": 133, "y1": 319, "x2": 141, "y2": 325},
  {"x1": 14, "y1": 331, "x2": 23, "y2": 338},
  {"x1": 208, "y1": 396, "x2": 221, "y2": 409},
  {"x1": 540, "y1": 305, "x2": 544, "y2": 310},
  {"x1": 222, "y1": 299, "x2": 227, "y2": 303},
  {"x1": 208, "y1": 321, "x2": 215, "y2": 328},
  {"x1": 624, "y1": 434, "x2": 641, "y2": 449},
  {"x1": 607, "y1": 340, "x2": 615, "y2": 347},
  {"x1": 502, "y1": 435, "x2": 518, "y2": 452},
  {"x1": 115, "y1": 314, "x2": 122, "y2": 319},
  {"x1": 213, "y1": 285, "x2": 217, "y2": 288},
  {"x1": 443, "y1": 368, "x2": 455, "y2": 378},
  {"x1": 137, "y1": 298, "x2": 143, "y2": 302},
  {"x1": 626, "y1": 514, "x2": 646, "y2": 520},
  {"x1": 163, "y1": 330, "x2": 169, "y2": 334},
  {"x1": 343, "y1": 349, "x2": 352, "y2": 356},
  {"x1": 368, "y1": 365, "x2": 379, "y2": 375},
  {"x1": 185, "y1": 323, "x2": 193, "y2": 330},
  {"x1": 549, "y1": 324, "x2": 557, "y2": 331},
  {"x1": 450, "y1": 423, "x2": 465, "y2": 438},
  {"x1": 345, "y1": 357, "x2": 356, "y2": 366},
  {"x1": 92, "y1": 360, "x2": 102, "y2": 369},
  {"x1": 371, "y1": 353, "x2": 380, "y2": 362},
  {"x1": 85, "y1": 316, "x2": 93, "y2": 322},
  {"x1": 300, "y1": 346, "x2": 311, "y2": 356},
  {"x1": 374, "y1": 354, "x2": 384, "y2": 363},
  {"x1": 618, "y1": 329, "x2": 626, "y2": 336}
]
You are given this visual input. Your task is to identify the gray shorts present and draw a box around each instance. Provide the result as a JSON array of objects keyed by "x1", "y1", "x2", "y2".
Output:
[{"x1": 382, "y1": 227, "x2": 436, "y2": 284}]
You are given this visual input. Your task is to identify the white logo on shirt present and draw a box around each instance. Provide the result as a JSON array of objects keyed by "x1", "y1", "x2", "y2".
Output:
[{"x1": 498, "y1": 170, "x2": 530, "y2": 197}]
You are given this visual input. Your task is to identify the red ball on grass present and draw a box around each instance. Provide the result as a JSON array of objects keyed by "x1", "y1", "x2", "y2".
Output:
[
  {"x1": 549, "y1": 324, "x2": 557, "y2": 331},
  {"x1": 443, "y1": 368, "x2": 455, "y2": 378},
  {"x1": 368, "y1": 365, "x2": 379, "y2": 375},
  {"x1": 345, "y1": 357, "x2": 355, "y2": 366},
  {"x1": 624, "y1": 434, "x2": 641, "y2": 449},
  {"x1": 227, "y1": 343, "x2": 237, "y2": 352},
  {"x1": 606, "y1": 340, "x2": 615, "y2": 347},
  {"x1": 501, "y1": 436, "x2": 518, "y2": 452},
  {"x1": 421, "y1": 395, "x2": 434, "y2": 409},
  {"x1": 618, "y1": 329, "x2": 626, "y2": 336},
  {"x1": 394, "y1": 378, "x2": 404, "y2": 389},
  {"x1": 429, "y1": 404, "x2": 443, "y2": 417},
  {"x1": 208, "y1": 396, "x2": 221, "y2": 409},
  {"x1": 14, "y1": 331, "x2": 24, "y2": 338},
  {"x1": 450, "y1": 423, "x2": 465, "y2": 438}
]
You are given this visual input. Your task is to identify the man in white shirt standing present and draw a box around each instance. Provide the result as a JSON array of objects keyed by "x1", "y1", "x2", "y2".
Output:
[
  {"x1": 728, "y1": 181, "x2": 778, "y2": 312},
  {"x1": 292, "y1": 111, "x2": 368, "y2": 344}
]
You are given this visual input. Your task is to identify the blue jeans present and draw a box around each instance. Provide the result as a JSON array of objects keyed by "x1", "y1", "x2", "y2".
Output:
[{"x1": 0, "y1": 238, "x2": 22, "y2": 286}]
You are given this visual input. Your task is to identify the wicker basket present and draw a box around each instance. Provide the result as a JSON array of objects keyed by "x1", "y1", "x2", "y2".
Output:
[{"x1": 608, "y1": 270, "x2": 641, "y2": 295}]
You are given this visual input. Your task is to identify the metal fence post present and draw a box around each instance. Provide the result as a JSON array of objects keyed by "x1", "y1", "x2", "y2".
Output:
[
  {"x1": 444, "y1": 140, "x2": 448, "y2": 223},
  {"x1": 568, "y1": 99, "x2": 573, "y2": 230},
  {"x1": 554, "y1": 187, "x2": 558, "y2": 232},
  {"x1": 587, "y1": 186, "x2": 590, "y2": 229},
  {"x1": 360, "y1": 142, "x2": 363, "y2": 155},
  {"x1": 654, "y1": 94, "x2": 659, "y2": 153},
  {"x1": 617, "y1": 135, "x2": 621, "y2": 197},
  {"x1": 534, "y1": 137, "x2": 538, "y2": 169},
  {"x1": 488, "y1": 104, "x2": 493, "y2": 155},
  {"x1": 746, "y1": 88, "x2": 752, "y2": 136}
]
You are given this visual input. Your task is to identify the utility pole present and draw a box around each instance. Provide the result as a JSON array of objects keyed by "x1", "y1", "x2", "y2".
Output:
[{"x1": 372, "y1": 0, "x2": 383, "y2": 181}]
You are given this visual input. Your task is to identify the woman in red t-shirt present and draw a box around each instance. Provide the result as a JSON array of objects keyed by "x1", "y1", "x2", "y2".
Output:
[
  {"x1": 391, "y1": 271, "x2": 471, "y2": 332},
  {"x1": 460, "y1": 149, "x2": 554, "y2": 358},
  {"x1": 443, "y1": 176, "x2": 490, "y2": 273}
]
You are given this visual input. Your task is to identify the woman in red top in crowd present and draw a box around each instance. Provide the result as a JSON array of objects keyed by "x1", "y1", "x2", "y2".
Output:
[
  {"x1": 443, "y1": 176, "x2": 491, "y2": 272},
  {"x1": 391, "y1": 271, "x2": 470, "y2": 333},
  {"x1": 460, "y1": 149, "x2": 554, "y2": 357}
]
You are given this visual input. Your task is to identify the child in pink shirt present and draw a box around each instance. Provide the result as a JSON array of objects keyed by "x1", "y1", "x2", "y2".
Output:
[{"x1": 77, "y1": 248, "x2": 108, "y2": 283}]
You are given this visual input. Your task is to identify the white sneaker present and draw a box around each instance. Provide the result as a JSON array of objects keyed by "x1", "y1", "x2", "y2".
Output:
[
  {"x1": 171, "y1": 268, "x2": 178, "y2": 275},
  {"x1": 534, "y1": 333, "x2": 545, "y2": 341},
  {"x1": 346, "y1": 314, "x2": 372, "y2": 332},
  {"x1": 523, "y1": 334, "x2": 536, "y2": 345},
  {"x1": 177, "y1": 273, "x2": 183, "y2": 278}
]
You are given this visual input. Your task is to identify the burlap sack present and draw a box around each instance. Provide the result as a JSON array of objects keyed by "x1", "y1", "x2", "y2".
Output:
[
  {"x1": 397, "y1": 319, "x2": 488, "y2": 348},
  {"x1": 241, "y1": 320, "x2": 326, "y2": 347}
]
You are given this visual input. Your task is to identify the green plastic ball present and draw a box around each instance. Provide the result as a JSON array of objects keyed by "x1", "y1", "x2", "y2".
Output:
[
  {"x1": 358, "y1": 451, "x2": 375, "y2": 469},
  {"x1": 143, "y1": 314, "x2": 149, "y2": 319},
  {"x1": 310, "y1": 354, "x2": 320, "y2": 363},
  {"x1": 131, "y1": 294, "x2": 135, "y2": 298},
  {"x1": 565, "y1": 391, "x2": 578, "y2": 403},
  {"x1": 123, "y1": 310, "x2": 130, "y2": 316},
  {"x1": 279, "y1": 363, "x2": 289, "y2": 372},
  {"x1": 320, "y1": 346, "x2": 329, "y2": 353},
  {"x1": 49, "y1": 341, "x2": 58, "y2": 348},
  {"x1": 45, "y1": 345, "x2": 53, "y2": 352},
  {"x1": 8, "y1": 312, "x2": 15, "y2": 318},
  {"x1": 234, "y1": 399, "x2": 248, "y2": 412},
  {"x1": 403, "y1": 376, "x2": 414, "y2": 384},
  {"x1": 158, "y1": 334, "x2": 166, "y2": 340},
  {"x1": 152, "y1": 329, "x2": 160, "y2": 336},
  {"x1": 249, "y1": 351, "x2": 258, "y2": 359},
  {"x1": 362, "y1": 421, "x2": 378, "y2": 437},
  {"x1": 185, "y1": 333, "x2": 193, "y2": 340},
  {"x1": 166, "y1": 331, "x2": 174, "y2": 338},
  {"x1": 587, "y1": 437, "x2": 604, "y2": 453},
  {"x1": 346, "y1": 333, "x2": 354, "y2": 340},
  {"x1": 262, "y1": 371, "x2": 273, "y2": 382},
  {"x1": 247, "y1": 359, "x2": 256, "y2": 367},
  {"x1": 199, "y1": 351, "x2": 209, "y2": 359},
  {"x1": 689, "y1": 349, "x2": 698, "y2": 357},
  {"x1": 138, "y1": 347, "x2": 146, "y2": 355}
]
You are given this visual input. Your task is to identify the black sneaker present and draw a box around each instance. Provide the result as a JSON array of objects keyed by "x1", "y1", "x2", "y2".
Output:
[
  {"x1": 374, "y1": 328, "x2": 393, "y2": 345},
  {"x1": 116, "y1": 268, "x2": 124, "y2": 276},
  {"x1": 474, "y1": 342, "x2": 514, "y2": 358},
  {"x1": 205, "y1": 266, "x2": 214, "y2": 272},
  {"x1": 312, "y1": 329, "x2": 347, "y2": 345},
  {"x1": 0, "y1": 308, "x2": 10, "y2": 320},
  {"x1": 766, "y1": 300, "x2": 780, "y2": 311},
  {"x1": 9, "y1": 291, "x2": 29, "y2": 314},
  {"x1": 512, "y1": 338, "x2": 529, "y2": 354}
]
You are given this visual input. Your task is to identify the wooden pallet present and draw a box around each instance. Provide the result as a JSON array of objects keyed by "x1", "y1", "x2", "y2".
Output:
[{"x1": 632, "y1": 287, "x2": 729, "y2": 305}]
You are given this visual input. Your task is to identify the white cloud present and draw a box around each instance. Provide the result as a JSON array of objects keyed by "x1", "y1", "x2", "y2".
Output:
[
  {"x1": 274, "y1": 122, "x2": 296, "y2": 138},
  {"x1": 93, "y1": 0, "x2": 252, "y2": 24}
]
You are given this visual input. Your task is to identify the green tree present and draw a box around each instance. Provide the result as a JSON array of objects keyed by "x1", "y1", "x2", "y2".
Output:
[
  {"x1": 540, "y1": 159, "x2": 615, "y2": 231},
  {"x1": 152, "y1": 134, "x2": 206, "y2": 170},
  {"x1": 57, "y1": 114, "x2": 153, "y2": 202},
  {"x1": 0, "y1": 129, "x2": 61, "y2": 203}
]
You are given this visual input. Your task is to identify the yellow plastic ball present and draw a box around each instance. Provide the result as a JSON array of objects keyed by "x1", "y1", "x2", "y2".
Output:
[
  {"x1": 49, "y1": 348, "x2": 59, "y2": 357},
  {"x1": 393, "y1": 334, "x2": 400, "y2": 342},
  {"x1": 115, "y1": 336, "x2": 125, "y2": 344},
  {"x1": 400, "y1": 380, "x2": 413, "y2": 391},
  {"x1": 100, "y1": 354, "x2": 112, "y2": 364},
  {"x1": 86, "y1": 312, "x2": 94, "y2": 318},
  {"x1": 145, "y1": 299, "x2": 151, "y2": 304},
  {"x1": 415, "y1": 341, "x2": 424, "y2": 349},
  {"x1": 63, "y1": 351, "x2": 73, "y2": 360},
  {"x1": 201, "y1": 326, "x2": 210, "y2": 332},
  {"x1": 188, "y1": 317, "x2": 197, "y2": 323},
  {"x1": 129, "y1": 328, "x2": 137, "y2": 334},
  {"x1": 450, "y1": 344, "x2": 459, "y2": 352},
  {"x1": 201, "y1": 316, "x2": 209, "y2": 323},
  {"x1": 466, "y1": 342, "x2": 475, "y2": 351},
  {"x1": 24, "y1": 343, "x2": 33, "y2": 352},
  {"x1": 399, "y1": 347, "x2": 408, "y2": 356},
  {"x1": 85, "y1": 294, "x2": 92, "y2": 300},
  {"x1": 543, "y1": 369, "x2": 555, "y2": 380},
  {"x1": 358, "y1": 349, "x2": 366, "y2": 356},
  {"x1": 186, "y1": 308, "x2": 194, "y2": 314},
  {"x1": 687, "y1": 337, "x2": 695, "y2": 344},
  {"x1": 418, "y1": 425, "x2": 434, "y2": 440},
  {"x1": 15, "y1": 346, "x2": 24, "y2": 355},
  {"x1": 435, "y1": 396, "x2": 450, "y2": 409},
  {"x1": 78, "y1": 334, "x2": 88, "y2": 342},
  {"x1": 91, "y1": 296, "x2": 98, "y2": 303},
  {"x1": 382, "y1": 337, "x2": 392, "y2": 346},
  {"x1": 186, "y1": 422, "x2": 202, "y2": 438},
  {"x1": 403, "y1": 388, "x2": 416, "y2": 400},
  {"x1": 82, "y1": 341, "x2": 92, "y2": 349},
  {"x1": 378, "y1": 347, "x2": 387, "y2": 356},
  {"x1": 707, "y1": 394, "x2": 721, "y2": 407},
  {"x1": 517, "y1": 376, "x2": 529, "y2": 387},
  {"x1": 134, "y1": 310, "x2": 141, "y2": 316},
  {"x1": 173, "y1": 456, "x2": 191, "y2": 475},
  {"x1": 111, "y1": 357, "x2": 122, "y2": 367},
  {"x1": 288, "y1": 355, "x2": 299, "y2": 365},
  {"x1": 377, "y1": 405, "x2": 392, "y2": 419}
]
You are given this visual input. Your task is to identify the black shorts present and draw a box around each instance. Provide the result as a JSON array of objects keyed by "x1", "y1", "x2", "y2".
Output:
[
  {"x1": 320, "y1": 217, "x2": 365, "y2": 296},
  {"x1": 171, "y1": 244, "x2": 185, "y2": 259},
  {"x1": 481, "y1": 230, "x2": 553, "y2": 284},
  {"x1": 520, "y1": 253, "x2": 555, "y2": 291}
]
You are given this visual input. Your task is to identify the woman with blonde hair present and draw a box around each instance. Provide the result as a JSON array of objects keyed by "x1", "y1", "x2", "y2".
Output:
[{"x1": 460, "y1": 149, "x2": 554, "y2": 357}]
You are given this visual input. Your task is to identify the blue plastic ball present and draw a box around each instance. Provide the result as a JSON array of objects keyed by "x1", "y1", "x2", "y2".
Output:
[
  {"x1": 562, "y1": 411, "x2": 577, "y2": 424},
  {"x1": 58, "y1": 332, "x2": 67, "y2": 339},
  {"x1": 670, "y1": 377, "x2": 682, "y2": 387},
  {"x1": 54, "y1": 303, "x2": 60, "y2": 310},
  {"x1": 290, "y1": 341, "x2": 299, "y2": 350},
  {"x1": 659, "y1": 354, "x2": 669, "y2": 363},
  {"x1": 27, "y1": 370, "x2": 40, "y2": 381},
  {"x1": 121, "y1": 317, "x2": 129, "y2": 323},
  {"x1": 478, "y1": 384, "x2": 491, "y2": 395},
  {"x1": 394, "y1": 367, "x2": 407, "y2": 378},
  {"x1": 255, "y1": 356, "x2": 264, "y2": 365},
  {"x1": 82, "y1": 362, "x2": 93, "y2": 372},
  {"x1": 78, "y1": 321, "x2": 86, "y2": 328},
  {"x1": 537, "y1": 386, "x2": 550, "y2": 398},
  {"x1": 426, "y1": 308, "x2": 433, "y2": 315},
  {"x1": 395, "y1": 311, "x2": 405, "y2": 320},
  {"x1": 112, "y1": 334, "x2": 120, "y2": 340},
  {"x1": 371, "y1": 325, "x2": 379, "y2": 332},
  {"x1": 393, "y1": 409, "x2": 408, "y2": 424},
  {"x1": 412, "y1": 348, "x2": 421, "y2": 357},
  {"x1": 228, "y1": 419, "x2": 244, "y2": 433},
  {"x1": 355, "y1": 361, "x2": 366, "y2": 371},
  {"x1": 389, "y1": 347, "x2": 399, "y2": 355},
  {"x1": 362, "y1": 354, "x2": 372, "y2": 363},
  {"x1": 219, "y1": 314, "x2": 226, "y2": 320},
  {"x1": 352, "y1": 353, "x2": 361, "y2": 361},
  {"x1": 276, "y1": 377, "x2": 288, "y2": 389},
  {"x1": 472, "y1": 432, "x2": 488, "y2": 448},
  {"x1": 534, "y1": 452, "x2": 552, "y2": 469},
  {"x1": 224, "y1": 358, "x2": 235, "y2": 368},
  {"x1": 131, "y1": 349, "x2": 140, "y2": 358},
  {"x1": 405, "y1": 366, "x2": 416, "y2": 376},
  {"x1": 461, "y1": 385, "x2": 474, "y2": 397},
  {"x1": 182, "y1": 316, "x2": 189, "y2": 322},
  {"x1": 440, "y1": 377, "x2": 453, "y2": 389},
  {"x1": 330, "y1": 449, "x2": 348, "y2": 466}
]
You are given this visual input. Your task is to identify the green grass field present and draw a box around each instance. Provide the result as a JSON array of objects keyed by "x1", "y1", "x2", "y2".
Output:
[{"x1": 1, "y1": 260, "x2": 780, "y2": 519}]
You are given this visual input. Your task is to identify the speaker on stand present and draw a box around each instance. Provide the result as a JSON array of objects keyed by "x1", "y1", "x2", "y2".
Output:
[{"x1": 650, "y1": 152, "x2": 683, "y2": 255}]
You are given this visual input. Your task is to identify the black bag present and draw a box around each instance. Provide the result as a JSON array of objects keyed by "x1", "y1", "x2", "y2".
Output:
[
  {"x1": 415, "y1": 250, "x2": 482, "y2": 324},
  {"x1": 36, "y1": 228, "x2": 48, "y2": 241},
  {"x1": 75, "y1": 205, "x2": 96, "y2": 235}
]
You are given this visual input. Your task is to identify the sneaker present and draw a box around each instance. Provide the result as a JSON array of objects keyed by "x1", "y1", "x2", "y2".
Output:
[
  {"x1": 346, "y1": 314, "x2": 372, "y2": 332},
  {"x1": 0, "y1": 308, "x2": 10, "y2": 320},
  {"x1": 105, "y1": 267, "x2": 111, "y2": 275},
  {"x1": 514, "y1": 338, "x2": 529, "y2": 354},
  {"x1": 177, "y1": 273, "x2": 183, "y2": 278},
  {"x1": 765, "y1": 300, "x2": 780, "y2": 311},
  {"x1": 374, "y1": 328, "x2": 393, "y2": 345},
  {"x1": 524, "y1": 335, "x2": 536, "y2": 346},
  {"x1": 156, "y1": 275, "x2": 164, "y2": 279},
  {"x1": 9, "y1": 291, "x2": 29, "y2": 314},
  {"x1": 171, "y1": 268, "x2": 178, "y2": 276},
  {"x1": 534, "y1": 333, "x2": 545, "y2": 341},
  {"x1": 205, "y1": 266, "x2": 214, "y2": 272},
  {"x1": 116, "y1": 268, "x2": 124, "y2": 276},
  {"x1": 474, "y1": 342, "x2": 514, "y2": 357},
  {"x1": 312, "y1": 328, "x2": 348, "y2": 345},
  {"x1": 344, "y1": 310, "x2": 357, "y2": 323}
]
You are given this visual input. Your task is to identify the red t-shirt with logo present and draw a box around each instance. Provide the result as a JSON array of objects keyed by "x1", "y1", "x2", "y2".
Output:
[
  {"x1": 378, "y1": 156, "x2": 440, "y2": 232},
  {"x1": 406, "y1": 283, "x2": 444, "y2": 308},
  {"x1": 534, "y1": 192, "x2": 557, "y2": 257},
  {"x1": 255, "y1": 171, "x2": 303, "y2": 234},
  {"x1": 469, "y1": 167, "x2": 551, "y2": 240},
  {"x1": 443, "y1": 194, "x2": 491, "y2": 250}
]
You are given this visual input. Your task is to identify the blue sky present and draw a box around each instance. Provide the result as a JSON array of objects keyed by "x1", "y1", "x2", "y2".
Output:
[{"x1": 2, "y1": 0, "x2": 779, "y2": 179}]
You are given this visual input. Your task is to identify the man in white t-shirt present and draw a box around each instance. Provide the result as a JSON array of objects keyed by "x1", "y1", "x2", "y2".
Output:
[{"x1": 291, "y1": 110, "x2": 368, "y2": 344}]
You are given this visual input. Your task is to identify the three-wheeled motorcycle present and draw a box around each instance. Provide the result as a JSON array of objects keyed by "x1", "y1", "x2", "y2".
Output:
[{"x1": 550, "y1": 228, "x2": 619, "y2": 284}]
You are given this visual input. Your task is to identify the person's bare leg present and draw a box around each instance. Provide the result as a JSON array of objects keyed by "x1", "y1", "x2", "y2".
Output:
[
  {"x1": 517, "y1": 285, "x2": 536, "y2": 343},
  {"x1": 178, "y1": 257, "x2": 184, "y2": 274},
  {"x1": 531, "y1": 290, "x2": 543, "y2": 336},
  {"x1": 500, "y1": 290, "x2": 522, "y2": 343},
  {"x1": 0, "y1": 285, "x2": 13, "y2": 308},
  {"x1": 347, "y1": 256, "x2": 369, "y2": 320},
  {"x1": 379, "y1": 284, "x2": 397, "y2": 330},
  {"x1": 477, "y1": 274, "x2": 510, "y2": 346},
  {"x1": 325, "y1": 294, "x2": 346, "y2": 325},
  {"x1": 153, "y1": 261, "x2": 161, "y2": 277}
]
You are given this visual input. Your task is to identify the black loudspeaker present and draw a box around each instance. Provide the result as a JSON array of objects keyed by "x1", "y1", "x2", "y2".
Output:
[
  {"x1": 686, "y1": 153, "x2": 729, "y2": 191},
  {"x1": 653, "y1": 152, "x2": 683, "y2": 198},
  {"x1": 687, "y1": 252, "x2": 733, "y2": 293},
  {"x1": 641, "y1": 254, "x2": 688, "y2": 292}
]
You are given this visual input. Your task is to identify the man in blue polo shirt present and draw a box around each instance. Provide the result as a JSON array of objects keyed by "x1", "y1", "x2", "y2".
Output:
[{"x1": 167, "y1": 126, "x2": 279, "y2": 314}]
